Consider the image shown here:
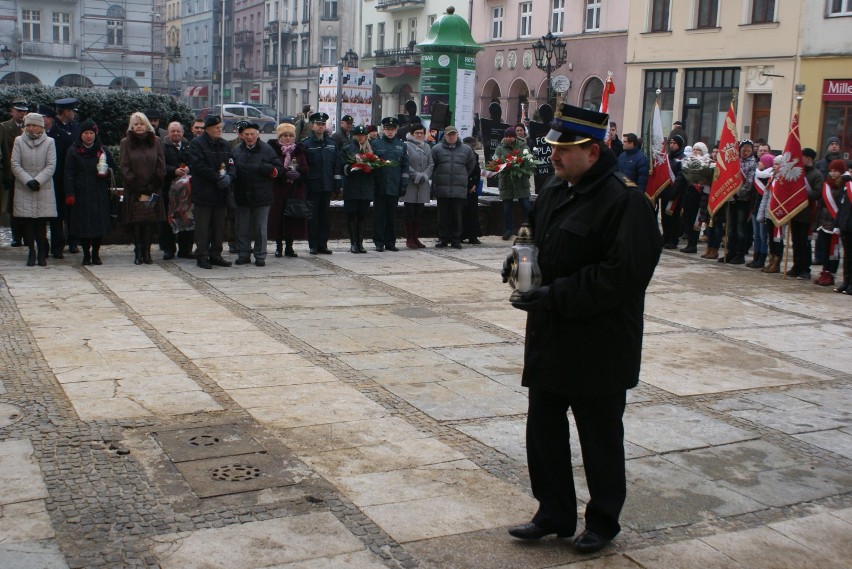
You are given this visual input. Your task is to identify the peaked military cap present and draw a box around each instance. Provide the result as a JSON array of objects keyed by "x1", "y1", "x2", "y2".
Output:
[
  {"x1": 54, "y1": 98, "x2": 79, "y2": 110},
  {"x1": 11, "y1": 100, "x2": 29, "y2": 111},
  {"x1": 340, "y1": 114, "x2": 354, "y2": 123},
  {"x1": 381, "y1": 116, "x2": 400, "y2": 128},
  {"x1": 309, "y1": 112, "x2": 329, "y2": 123},
  {"x1": 351, "y1": 125, "x2": 368, "y2": 135},
  {"x1": 545, "y1": 104, "x2": 609, "y2": 146},
  {"x1": 37, "y1": 104, "x2": 57, "y2": 118},
  {"x1": 238, "y1": 121, "x2": 260, "y2": 133},
  {"x1": 204, "y1": 115, "x2": 223, "y2": 128}
]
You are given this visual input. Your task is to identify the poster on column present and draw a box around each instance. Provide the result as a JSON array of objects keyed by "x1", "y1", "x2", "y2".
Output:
[
  {"x1": 317, "y1": 66, "x2": 375, "y2": 130},
  {"x1": 420, "y1": 52, "x2": 477, "y2": 139}
]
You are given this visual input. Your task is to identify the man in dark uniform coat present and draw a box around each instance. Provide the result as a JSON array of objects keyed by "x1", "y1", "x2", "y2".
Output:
[
  {"x1": 370, "y1": 116, "x2": 409, "y2": 252},
  {"x1": 504, "y1": 104, "x2": 662, "y2": 554},
  {"x1": 302, "y1": 112, "x2": 341, "y2": 254},
  {"x1": 0, "y1": 100, "x2": 29, "y2": 246},
  {"x1": 47, "y1": 99, "x2": 80, "y2": 257}
]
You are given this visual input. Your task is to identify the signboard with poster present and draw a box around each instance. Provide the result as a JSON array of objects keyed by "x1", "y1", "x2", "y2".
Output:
[{"x1": 317, "y1": 66, "x2": 375, "y2": 129}]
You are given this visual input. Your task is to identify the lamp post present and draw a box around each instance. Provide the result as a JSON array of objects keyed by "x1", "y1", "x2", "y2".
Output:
[
  {"x1": 336, "y1": 48, "x2": 358, "y2": 130},
  {"x1": 532, "y1": 32, "x2": 567, "y2": 107},
  {"x1": 0, "y1": 43, "x2": 14, "y2": 68}
]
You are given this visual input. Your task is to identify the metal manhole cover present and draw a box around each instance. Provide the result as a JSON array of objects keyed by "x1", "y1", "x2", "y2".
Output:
[
  {"x1": 212, "y1": 464, "x2": 261, "y2": 482},
  {"x1": 189, "y1": 435, "x2": 220, "y2": 447}
]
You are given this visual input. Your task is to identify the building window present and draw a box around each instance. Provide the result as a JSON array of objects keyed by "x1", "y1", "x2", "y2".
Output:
[
  {"x1": 682, "y1": 68, "x2": 741, "y2": 145},
  {"x1": 582, "y1": 78, "x2": 604, "y2": 111},
  {"x1": 751, "y1": 0, "x2": 775, "y2": 23},
  {"x1": 492, "y1": 6, "x2": 504, "y2": 40},
  {"x1": 585, "y1": 0, "x2": 601, "y2": 32},
  {"x1": 696, "y1": 0, "x2": 719, "y2": 28},
  {"x1": 204, "y1": 25, "x2": 209, "y2": 41},
  {"x1": 408, "y1": 18, "x2": 417, "y2": 45},
  {"x1": 302, "y1": 0, "x2": 310, "y2": 22},
  {"x1": 829, "y1": 0, "x2": 852, "y2": 15},
  {"x1": 551, "y1": 0, "x2": 565, "y2": 33},
  {"x1": 301, "y1": 40, "x2": 309, "y2": 66},
  {"x1": 519, "y1": 3, "x2": 533, "y2": 38},
  {"x1": 428, "y1": 15, "x2": 437, "y2": 28},
  {"x1": 290, "y1": 39, "x2": 297, "y2": 66},
  {"x1": 53, "y1": 12, "x2": 71, "y2": 44},
  {"x1": 395, "y1": 19, "x2": 402, "y2": 48},
  {"x1": 22, "y1": 10, "x2": 41, "y2": 41},
  {"x1": 650, "y1": 0, "x2": 670, "y2": 32},
  {"x1": 292, "y1": 0, "x2": 298, "y2": 22},
  {"x1": 365, "y1": 24, "x2": 373, "y2": 56},
  {"x1": 322, "y1": 0, "x2": 337, "y2": 20},
  {"x1": 641, "y1": 69, "x2": 677, "y2": 136},
  {"x1": 378, "y1": 22, "x2": 385, "y2": 51},
  {"x1": 107, "y1": 19, "x2": 125, "y2": 47},
  {"x1": 322, "y1": 36, "x2": 336, "y2": 65}
]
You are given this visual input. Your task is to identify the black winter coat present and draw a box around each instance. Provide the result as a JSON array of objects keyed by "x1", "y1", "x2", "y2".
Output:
[
  {"x1": 64, "y1": 143, "x2": 114, "y2": 238},
  {"x1": 521, "y1": 150, "x2": 662, "y2": 397},
  {"x1": 836, "y1": 176, "x2": 852, "y2": 233},
  {"x1": 188, "y1": 133, "x2": 234, "y2": 206},
  {"x1": 230, "y1": 142, "x2": 284, "y2": 207},
  {"x1": 302, "y1": 133, "x2": 341, "y2": 193},
  {"x1": 340, "y1": 140, "x2": 375, "y2": 201},
  {"x1": 163, "y1": 137, "x2": 191, "y2": 191},
  {"x1": 371, "y1": 135, "x2": 410, "y2": 197}
]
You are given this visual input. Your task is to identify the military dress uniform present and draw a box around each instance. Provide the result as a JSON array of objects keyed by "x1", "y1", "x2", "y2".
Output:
[
  {"x1": 507, "y1": 104, "x2": 662, "y2": 552},
  {"x1": 370, "y1": 117, "x2": 409, "y2": 251},
  {"x1": 301, "y1": 112, "x2": 341, "y2": 254}
]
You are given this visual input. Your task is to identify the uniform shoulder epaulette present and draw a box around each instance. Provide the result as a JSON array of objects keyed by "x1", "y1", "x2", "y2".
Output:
[{"x1": 617, "y1": 173, "x2": 637, "y2": 188}]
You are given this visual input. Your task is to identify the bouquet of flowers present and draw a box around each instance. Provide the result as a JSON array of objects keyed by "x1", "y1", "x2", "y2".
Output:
[
  {"x1": 484, "y1": 149, "x2": 543, "y2": 182},
  {"x1": 348, "y1": 152, "x2": 396, "y2": 174},
  {"x1": 681, "y1": 155, "x2": 717, "y2": 185}
]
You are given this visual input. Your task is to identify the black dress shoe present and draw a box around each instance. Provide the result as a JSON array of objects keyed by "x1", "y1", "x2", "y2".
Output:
[
  {"x1": 309, "y1": 248, "x2": 318, "y2": 255},
  {"x1": 573, "y1": 530, "x2": 610, "y2": 554},
  {"x1": 234, "y1": 257, "x2": 251, "y2": 265},
  {"x1": 209, "y1": 257, "x2": 232, "y2": 267},
  {"x1": 468, "y1": 238, "x2": 482, "y2": 244},
  {"x1": 435, "y1": 241, "x2": 448, "y2": 248},
  {"x1": 375, "y1": 244, "x2": 385, "y2": 252},
  {"x1": 679, "y1": 245, "x2": 697, "y2": 254},
  {"x1": 451, "y1": 241, "x2": 462, "y2": 249},
  {"x1": 385, "y1": 244, "x2": 399, "y2": 252},
  {"x1": 197, "y1": 258, "x2": 213, "y2": 269},
  {"x1": 10, "y1": 240, "x2": 22, "y2": 247},
  {"x1": 317, "y1": 247, "x2": 333, "y2": 254},
  {"x1": 53, "y1": 252, "x2": 64, "y2": 259},
  {"x1": 68, "y1": 245, "x2": 79, "y2": 253},
  {"x1": 255, "y1": 258, "x2": 265, "y2": 267},
  {"x1": 163, "y1": 251, "x2": 175, "y2": 260},
  {"x1": 508, "y1": 522, "x2": 572, "y2": 540}
]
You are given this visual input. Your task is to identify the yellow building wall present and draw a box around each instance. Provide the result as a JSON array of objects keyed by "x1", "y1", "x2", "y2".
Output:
[{"x1": 798, "y1": 57, "x2": 852, "y2": 153}]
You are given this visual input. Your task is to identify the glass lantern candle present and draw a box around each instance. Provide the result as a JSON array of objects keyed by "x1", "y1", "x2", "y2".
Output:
[{"x1": 509, "y1": 223, "x2": 542, "y2": 302}]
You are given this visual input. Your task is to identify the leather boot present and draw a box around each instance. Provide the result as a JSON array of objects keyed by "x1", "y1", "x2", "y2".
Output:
[
  {"x1": 763, "y1": 255, "x2": 780, "y2": 273},
  {"x1": 703, "y1": 247, "x2": 718, "y2": 259},
  {"x1": 133, "y1": 226, "x2": 143, "y2": 265},
  {"x1": 81, "y1": 239, "x2": 92, "y2": 266},
  {"x1": 815, "y1": 270, "x2": 834, "y2": 286},
  {"x1": 275, "y1": 241, "x2": 283, "y2": 258},
  {"x1": 284, "y1": 241, "x2": 297, "y2": 258},
  {"x1": 37, "y1": 240, "x2": 48, "y2": 267},
  {"x1": 92, "y1": 241, "x2": 103, "y2": 265},
  {"x1": 754, "y1": 252, "x2": 767, "y2": 269},
  {"x1": 414, "y1": 221, "x2": 425, "y2": 248},
  {"x1": 347, "y1": 215, "x2": 359, "y2": 254},
  {"x1": 746, "y1": 253, "x2": 760, "y2": 268},
  {"x1": 26, "y1": 244, "x2": 36, "y2": 267},
  {"x1": 142, "y1": 225, "x2": 153, "y2": 264},
  {"x1": 406, "y1": 221, "x2": 417, "y2": 249}
]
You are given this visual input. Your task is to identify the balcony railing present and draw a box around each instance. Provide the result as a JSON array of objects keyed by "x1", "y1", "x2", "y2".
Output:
[
  {"x1": 373, "y1": 47, "x2": 420, "y2": 67},
  {"x1": 234, "y1": 30, "x2": 254, "y2": 47},
  {"x1": 265, "y1": 21, "x2": 294, "y2": 38},
  {"x1": 232, "y1": 66, "x2": 254, "y2": 78},
  {"x1": 20, "y1": 41, "x2": 77, "y2": 59},
  {"x1": 376, "y1": 0, "x2": 425, "y2": 12}
]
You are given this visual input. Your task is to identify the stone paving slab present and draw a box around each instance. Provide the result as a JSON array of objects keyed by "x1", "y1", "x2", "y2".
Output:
[
  {"x1": 624, "y1": 404, "x2": 755, "y2": 452},
  {"x1": 0, "y1": 541, "x2": 70, "y2": 569}
]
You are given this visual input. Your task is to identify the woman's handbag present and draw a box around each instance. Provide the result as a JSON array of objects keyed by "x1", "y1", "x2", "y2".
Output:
[
  {"x1": 283, "y1": 198, "x2": 313, "y2": 219},
  {"x1": 108, "y1": 169, "x2": 123, "y2": 223}
]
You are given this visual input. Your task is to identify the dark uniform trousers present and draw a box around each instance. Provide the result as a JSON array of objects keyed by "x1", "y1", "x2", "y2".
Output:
[
  {"x1": 436, "y1": 197, "x2": 465, "y2": 243},
  {"x1": 372, "y1": 194, "x2": 397, "y2": 247},
  {"x1": 307, "y1": 190, "x2": 331, "y2": 250},
  {"x1": 527, "y1": 388, "x2": 626, "y2": 539},
  {"x1": 193, "y1": 204, "x2": 227, "y2": 260}
]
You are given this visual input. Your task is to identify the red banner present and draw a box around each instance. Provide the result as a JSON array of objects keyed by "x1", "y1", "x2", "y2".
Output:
[
  {"x1": 768, "y1": 114, "x2": 809, "y2": 226},
  {"x1": 645, "y1": 99, "x2": 674, "y2": 201},
  {"x1": 708, "y1": 101, "x2": 742, "y2": 216}
]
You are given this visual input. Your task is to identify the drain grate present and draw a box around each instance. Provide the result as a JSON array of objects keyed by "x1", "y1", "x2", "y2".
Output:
[
  {"x1": 153, "y1": 424, "x2": 264, "y2": 462},
  {"x1": 212, "y1": 464, "x2": 262, "y2": 482}
]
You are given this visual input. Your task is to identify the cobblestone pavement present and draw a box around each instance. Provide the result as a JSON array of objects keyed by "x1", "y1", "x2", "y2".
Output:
[{"x1": 0, "y1": 235, "x2": 850, "y2": 569}]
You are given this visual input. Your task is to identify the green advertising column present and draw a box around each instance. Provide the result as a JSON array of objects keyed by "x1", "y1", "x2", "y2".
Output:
[{"x1": 417, "y1": 7, "x2": 483, "y2": 139}]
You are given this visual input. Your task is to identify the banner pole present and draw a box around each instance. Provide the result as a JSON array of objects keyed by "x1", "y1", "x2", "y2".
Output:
[
  {"x1": 723, "y1": 203, "x2": 731, "y2": 263},
  {"x1": 782, "y1": 225, "x2": 791, "y2": 279}
]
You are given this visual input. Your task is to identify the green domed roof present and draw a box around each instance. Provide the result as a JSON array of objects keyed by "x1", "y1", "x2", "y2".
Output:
[{"x1": 418, "y1": 6, "x2": 482, "y2": 53}]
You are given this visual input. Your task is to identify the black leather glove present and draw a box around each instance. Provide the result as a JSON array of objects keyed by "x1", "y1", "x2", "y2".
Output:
[
  {"x1": 501, "y1": 253, "x2": 514, "y2": 283},
  {"x1": 26, "y1": 179, "x2": 40, "y2": 191},
  {"x1": 511, "y1": 286, "x2": 551, "y2": 312},
  {"x1": 217, "y1": 174, "x2": 232, "y2": 189}
]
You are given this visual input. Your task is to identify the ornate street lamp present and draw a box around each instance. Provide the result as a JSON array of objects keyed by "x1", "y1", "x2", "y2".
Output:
[
  {"x1": 532, "y1": 32, "x2": 567, "y2": 106},
  {"x1": 336, "y1": 49, "x2": 359, "y2": 129},
  {"x1": 0, "y1": 44, "x2": 14, "y2": 69}
]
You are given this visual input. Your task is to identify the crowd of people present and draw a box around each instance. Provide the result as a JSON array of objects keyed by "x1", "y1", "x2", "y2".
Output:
[
  {"x1": 0, "y1": 99, "x2": 491, "y2": 268},
  {"x1": 647, "y1": 128, "x2": 852, "y2": 294}
]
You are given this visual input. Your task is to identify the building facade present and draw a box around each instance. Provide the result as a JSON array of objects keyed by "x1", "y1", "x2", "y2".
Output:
[
  {"x1": 470, "y1": 0, "x2": 628, "y2": 128},
  {"x1": 798, "y1": 1, "x2": 852, "y2": 156},
  {"x1": 0, "y1": 0, "x2": 165, "y2": 91},
  {"x1": 623, "y1": 0, "x2": 805, "y2": 149}
]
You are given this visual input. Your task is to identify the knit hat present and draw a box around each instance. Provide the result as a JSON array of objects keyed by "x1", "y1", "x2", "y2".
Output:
[
  {"x1": 504, "y1": 126, "x2": 517, "y2": 138},
  {"x1": 802, "y1": 148, "x2": 817, "y2": 159},
  {"x1": 759, "y1": 154, "x2": 775, "y2": 168},
  {"x1": 828, "y1": 159, "x2": 847, "y2": 174},
  {"x1": 277, "y1": 122, "x2": 296, "y2": 137},
  {"x1": 826, "y1": 136, "x2": 840, "y2": 147},
  {"x1": 692, "y1": 142, "x2": 708, "y2": 156},
  {"x1": 24, "y1": 113, "x2": 44, "y2": 127},
  {"x1": 669, "y1": 134, "x2": 684, "y2": 149}
]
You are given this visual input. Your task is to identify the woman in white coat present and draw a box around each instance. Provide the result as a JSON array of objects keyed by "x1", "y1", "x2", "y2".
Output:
[
  {"x1": 11, "y1": 113, "x2": 56, "y2": 266},
  {"x1": 402, "y1": 123, "x2": 434, "y2": 248}
]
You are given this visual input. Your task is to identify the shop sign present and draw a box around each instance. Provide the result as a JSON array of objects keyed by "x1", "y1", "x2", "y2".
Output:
[{"x1": 823, "y1": 79, "x2": 852, "y2": 102}]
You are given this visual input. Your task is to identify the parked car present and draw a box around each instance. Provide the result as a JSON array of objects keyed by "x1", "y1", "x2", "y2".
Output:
[
  {"x1": 237, "y1": 102, "x2": 295, "y2": 125},
  {"x1": 211, "y1": 104, "x2": 277, "y2": 133}
]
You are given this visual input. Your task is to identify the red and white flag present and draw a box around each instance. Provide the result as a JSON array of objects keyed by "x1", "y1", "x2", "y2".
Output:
[
  {"x1": 644, "y1": 97, "x2": 674, "y2": 201},
  {"x1": 822, "y1": 182, "x2": 839, "y2": 219},
  {"x1": 600, "y1": 75, "x2": 615, "y2": 146},
  {"x1": 754, "y1": 175, "x2": 769, "y2": 196},
  {"x1": 768, "y1": 113, "x2": 809, "y2": 226},
  {"x1": 708, "y1": 100, "x2": 742, "y2": 217}
]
